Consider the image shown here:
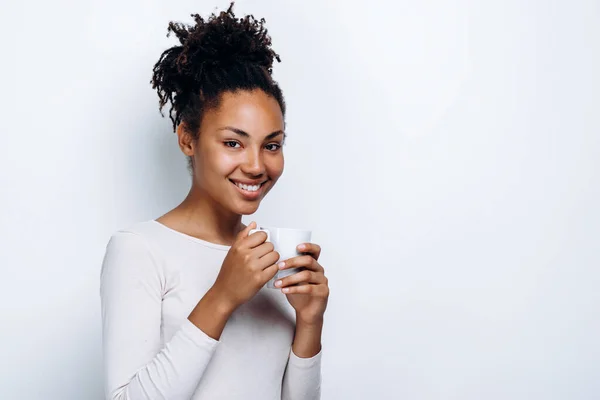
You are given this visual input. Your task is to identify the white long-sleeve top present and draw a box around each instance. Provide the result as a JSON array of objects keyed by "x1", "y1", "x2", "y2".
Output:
[{"x1": 100, "y1": 220, "x2": 322, "y2": 400}]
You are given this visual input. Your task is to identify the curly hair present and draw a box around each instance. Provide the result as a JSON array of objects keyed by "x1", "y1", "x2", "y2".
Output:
[{"x1": 150, "y1": 2, "x2": 286, "y2": 141}]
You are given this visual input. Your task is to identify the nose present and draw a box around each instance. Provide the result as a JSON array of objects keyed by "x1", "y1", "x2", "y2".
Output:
[{"x1": 241, "y1": 148, "x2": 266, "y2": 176}]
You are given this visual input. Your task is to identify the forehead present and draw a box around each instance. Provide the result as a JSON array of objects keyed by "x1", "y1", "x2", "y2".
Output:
[{"x1": 205, "y1": 89, "x2": 284, "y2": 133}]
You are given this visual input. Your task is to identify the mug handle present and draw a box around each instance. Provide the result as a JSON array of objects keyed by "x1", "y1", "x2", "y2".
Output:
[{"x1": 249, "y1": 227, "x2": 270, "y2": 243}]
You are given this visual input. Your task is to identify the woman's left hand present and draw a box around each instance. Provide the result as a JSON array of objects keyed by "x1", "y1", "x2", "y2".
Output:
[{"x1": 274, "y1": 243, "x2": 329, "y2": 325}]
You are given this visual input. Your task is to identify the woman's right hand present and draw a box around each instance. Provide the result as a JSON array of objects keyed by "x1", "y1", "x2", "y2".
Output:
[{"x1": 211, "y1": 221, "x2": 280, "y2": 311}]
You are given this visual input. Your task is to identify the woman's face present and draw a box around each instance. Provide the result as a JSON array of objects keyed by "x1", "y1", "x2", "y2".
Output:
[{"x1": 182, "y1": 89, "x2": 285, "y2": 216}]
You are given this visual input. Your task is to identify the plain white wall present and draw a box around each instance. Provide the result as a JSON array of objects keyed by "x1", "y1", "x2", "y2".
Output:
[{"x1": 1, "y1": 0, "x2": 599, "y2": 399}]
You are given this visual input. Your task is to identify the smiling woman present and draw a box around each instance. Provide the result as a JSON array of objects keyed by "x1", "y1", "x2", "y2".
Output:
[
  {"x1": 99, "y1": 2, "x2": 328, "y2": 400},
  {"x1": 176, "y1": 88, "x2": 286, "y2": 215}
]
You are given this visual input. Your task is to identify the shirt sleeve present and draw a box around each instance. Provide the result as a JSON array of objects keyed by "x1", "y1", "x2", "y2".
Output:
[
  {"x1": 100, "y1": 231, "x2": 219, "y2": 400},
  {"x1": 281, "y1": 348, "x2": 322, "y2": 400}
]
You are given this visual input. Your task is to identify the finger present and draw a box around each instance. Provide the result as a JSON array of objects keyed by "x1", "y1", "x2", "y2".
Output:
[
  {"x1": 281, "y1": 283, "x2": 328, "y2": 295},
  {"x1": 253, "y1": 241, "x2": 276, "y2": 259},
  {"x1": 279, "y1": 255, "x2": 323, "y2": 272},
  {"x1": 274, "y1": 269, "x2": 325, "y2": 288},
  {"x1": 255, "y1": 247, "x2": 279, "y2": 270},
  {"x1": 296, "y1": 242, "x2": 321, "y2": 260},
  {"x1": 260, "y1": 262, "x2": 280, "y2": 282},
  {"x1": 243, "y1": 229, "x2": 270, "y2": 249}
]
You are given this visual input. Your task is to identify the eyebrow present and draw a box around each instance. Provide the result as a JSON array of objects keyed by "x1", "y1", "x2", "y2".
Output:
[{"x1": 218, "y1": 126, "x2": 286, "y2": 141}]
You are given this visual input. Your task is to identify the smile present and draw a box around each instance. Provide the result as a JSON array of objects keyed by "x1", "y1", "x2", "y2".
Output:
[
  {"x1": 229, "y1": 179, "x2": 268, "y2": 199},
  {"x1": 231, "y1": 181, "x2": 264, "y2": 192}
]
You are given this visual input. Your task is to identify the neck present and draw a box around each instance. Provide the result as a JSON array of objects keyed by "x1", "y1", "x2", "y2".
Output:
[{"x1": 164, "y1": 182, "x2": 244, "y2": 246}]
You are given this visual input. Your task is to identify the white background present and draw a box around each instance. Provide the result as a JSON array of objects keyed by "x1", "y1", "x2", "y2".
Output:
[{"x1": 1, "y1": 0, "x2": 599, "y2": 399}]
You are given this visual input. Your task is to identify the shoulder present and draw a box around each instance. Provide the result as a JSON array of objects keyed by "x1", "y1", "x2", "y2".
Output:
[
  {"x1": 106, "y1": 220, "x2": 166, "y2": 251},
  {"x1": 116, "y1": 219, "x2": 164, "y2": 238},
  {"x1": 100, "y1": 221, "x2": 168, "y2": 298},
  {"x1": 102, "y1": 220, "x2": 167, "y2": 276}
]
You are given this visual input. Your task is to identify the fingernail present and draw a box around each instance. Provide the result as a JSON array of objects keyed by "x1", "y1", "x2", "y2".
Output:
[
  {"x1": 278, "y1": 262, "x2": 285, "y2": 269},
  {"x1": 282, "y1": 288, "x2": 290, "y2": 293},
  {"x1": 298, "y1": 244, "x2": 306, "y2": 250},
  {"x1": 275, "y1": 280, "x2": 282, "y2": 287}
]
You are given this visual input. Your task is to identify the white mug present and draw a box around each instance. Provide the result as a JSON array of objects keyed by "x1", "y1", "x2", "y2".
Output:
[{"x1": 249, "y1": 226, "x2": 312, "y2": 289}]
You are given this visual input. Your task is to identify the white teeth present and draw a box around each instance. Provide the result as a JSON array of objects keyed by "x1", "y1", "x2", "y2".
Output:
[{"x1": 235, "y1": 182, "x2": 262, "y2": 192}]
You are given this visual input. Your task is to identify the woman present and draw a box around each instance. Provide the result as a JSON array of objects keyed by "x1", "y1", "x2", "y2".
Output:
[{"x1": 100, "y1": 3, "x2": 329, "y2": 400}]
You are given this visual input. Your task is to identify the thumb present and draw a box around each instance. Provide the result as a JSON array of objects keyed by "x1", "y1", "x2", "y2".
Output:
[{"x1": 237, "y1": 221, "x2": 257, "y2": 240}]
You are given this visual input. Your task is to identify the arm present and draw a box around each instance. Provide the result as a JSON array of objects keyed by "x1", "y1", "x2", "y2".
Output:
[
  {"x1": 281, "y1": 319, "x2": 323, "y2": 400},
  {"x1": 100, "y1": 231, "x2": 233, "y2": 400},
  {"x1": 278, "y1": 241, "x2": 328, "y2": 400}
]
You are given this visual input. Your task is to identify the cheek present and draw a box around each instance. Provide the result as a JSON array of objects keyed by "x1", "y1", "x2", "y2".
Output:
[
  {"x1": 200, "y1": 148, "x2": 239, "y2": 178},
  {"x1": 267, "y1": 155, "x2": 285, "y2": 179},
  {"x1": 214, "y1": 152, "x2": 240, "y2": 173}
]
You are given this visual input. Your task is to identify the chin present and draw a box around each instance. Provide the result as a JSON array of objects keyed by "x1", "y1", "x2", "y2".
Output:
[{"x1": 232, "y1": 201, "x2": 261, "y2": 216}]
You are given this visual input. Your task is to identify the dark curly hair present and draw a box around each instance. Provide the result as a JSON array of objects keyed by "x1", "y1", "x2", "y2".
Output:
[{"x1": 150, "y1": 2, "x2": 286, "y2": 143}]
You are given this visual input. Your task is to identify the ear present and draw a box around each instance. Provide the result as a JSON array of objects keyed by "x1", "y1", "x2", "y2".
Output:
[{"x1": 176, "y1": 123, "x2": 196, "y2": 157}]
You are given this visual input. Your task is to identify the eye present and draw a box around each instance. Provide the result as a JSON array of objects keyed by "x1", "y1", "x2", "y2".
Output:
[
  {"x1": 265, "y1": 143, "x2": 282, "y2": 151},
  {"x1": 224, "y1": 141, "x2": 241, "y2": 148}
]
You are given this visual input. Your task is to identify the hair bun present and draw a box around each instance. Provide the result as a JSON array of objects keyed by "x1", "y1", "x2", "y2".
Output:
[
  {"x1": 168, "y1": 3, "x2": 280, "y2": 75},
  {"x1": 151, "y1": 2, "x2": 286, "y2": 135}
]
